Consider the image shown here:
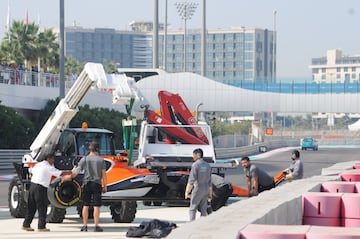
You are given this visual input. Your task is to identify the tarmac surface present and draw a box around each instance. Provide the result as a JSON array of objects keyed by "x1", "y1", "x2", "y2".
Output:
[
  {"x1": 1, "y1": 147, "x2": 360, "y2": 238},
  {"x1": 1, "y1": 206, "x2": 190, "y2": 239}
]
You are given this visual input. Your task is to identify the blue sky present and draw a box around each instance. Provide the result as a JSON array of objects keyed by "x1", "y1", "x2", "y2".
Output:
[{"x1": 1, "y1": 0, "x2": 359, "y2": 79}]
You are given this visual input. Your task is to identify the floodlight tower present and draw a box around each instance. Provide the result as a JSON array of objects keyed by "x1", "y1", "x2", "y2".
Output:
[{"x1": 175, "y1": 2, "x2": 198, "y2": 72}]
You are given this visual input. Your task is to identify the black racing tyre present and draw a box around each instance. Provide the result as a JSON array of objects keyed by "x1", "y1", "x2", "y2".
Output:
[
  {"x1": 47, "y1": 178, "x2": 82, "y2": 208},
  {"x1": 8, "y1": 176, "x2": 27, "y2": 218},
  {"x1": 110, "y1": 201, "x2": 137, "y2": 223},
  {"x1": 153, "y1": 201, "x2": 163, "y2": 206},
  {"x1": 76, "y1": 204, "x2": 94, "y2": 219},
  {"x1": 210, "y1": 175, "x2": 233, "y2": 212},
  {"x1": 46, "y1": 205, "x2": 66, "y2": 223}
]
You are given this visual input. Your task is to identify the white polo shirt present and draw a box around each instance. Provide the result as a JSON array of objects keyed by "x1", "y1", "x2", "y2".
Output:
[{"x1": 31, "y1": 160, "x2": 62, "y2": 188}]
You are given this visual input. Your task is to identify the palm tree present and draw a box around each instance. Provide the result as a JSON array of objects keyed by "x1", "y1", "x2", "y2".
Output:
[
  {"x1": 37, "y1": 29, "x2": 59, "y2": 72},
  {"x1": 1, "y1": 20, "x2": 39, "y2": 69},
  {"x1": 65, "y1": 56, "x2": 84, "y2": 75}
]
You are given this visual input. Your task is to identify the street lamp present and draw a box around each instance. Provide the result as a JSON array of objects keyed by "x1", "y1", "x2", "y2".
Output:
[
  {"x1": 241, "y1": 26, "x2": 245, "y2": 82},
  {"x1": 175, "y1": 2, "x2": 198, "y2": 72},
  {"x1": 273, "y1": 10, "x2": 277, "y2": 83},
  {"x1": 59, "y1": 0, "x2": 65, "y2": 98},
  {"x1": 196, "y1": 102, "x2": 203, "y2": 121}
]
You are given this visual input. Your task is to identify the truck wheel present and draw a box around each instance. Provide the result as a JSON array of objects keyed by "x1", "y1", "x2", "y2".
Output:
[
  {"x1": 143, "y1": 201, "x2": 152, "y2": 206},
  {"x1": 46, "y1": 205, "x2": 66, "y2": 223},
  {"x1": 110, "y1": 201, "x2": 137, "y2": 223},
  {"x1": 76, "y1": 204, "x2": 94, "y2": 219},
  {"x1": 8, "y1": 176, "x2": 27, "y2": 218}
]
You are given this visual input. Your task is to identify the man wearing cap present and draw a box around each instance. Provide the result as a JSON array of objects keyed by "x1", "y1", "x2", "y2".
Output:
[{"x1": 22, "y1": 154, "x2": 70, "y2": 232}]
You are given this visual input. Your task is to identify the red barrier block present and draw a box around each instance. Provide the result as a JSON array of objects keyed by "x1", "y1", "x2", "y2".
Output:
[
  {"x1": 341, "y1": 193, "x2": 360, "y2": 219},
  {"x1": 307, "y1": 225, "x2": 360, "y2": 238},
  {"x1": 353, "y1": 164, "x2": 360, "y2": 169},
  {"x1": 340, "y1": 170, "x2": 360, "y2": 182},
  {"x1": 355, "y1": 183, "x2": 360, "y2": 193},
  {"x1": 321, "y1": 182, "x2": 355, "y2": 193},
  {"x1": 342, "y1": 218, "x2": 360, "y2": 227},
  {"x1": 238, "y1": 224, "x2": 309, "y2": 239},
  {"x1": 303, "y1": 216, "x2": 340, "y2": 227},
  {"x1": 302, "y1": 192, "x2": 342, "y2": 218}
]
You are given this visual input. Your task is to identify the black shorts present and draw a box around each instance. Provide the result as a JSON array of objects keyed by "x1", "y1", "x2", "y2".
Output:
[{"x1": 82, "y1": 181, "x2": 102, "y2": 207}]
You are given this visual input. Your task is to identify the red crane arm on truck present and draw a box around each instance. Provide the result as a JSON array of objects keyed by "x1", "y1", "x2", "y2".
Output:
[{"x1": 145, "y1": 90, "x2": 209, "y2": 145}]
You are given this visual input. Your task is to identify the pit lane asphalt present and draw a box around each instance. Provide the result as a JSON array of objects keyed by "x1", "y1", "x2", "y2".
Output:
[{"x1": 0, "y1": 146, "x2": 359, "y2": 238}]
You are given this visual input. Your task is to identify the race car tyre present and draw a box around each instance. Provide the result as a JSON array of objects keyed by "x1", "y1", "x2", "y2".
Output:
[
  {"x1": 153, "y1": 201, "x2": 163, "y2": 206},
  {"x1": 47, "y1": 178, "x2": 82, "y2": 208},
  {"x1": 76, "y1": 204, "x2": 94, "y2": 219},
  {"x1": 110, "y1": 201, "x2": 137, "y2": 223},
  {"x1": 8, "y1": 176, "x2": 27, "y2": 218},
  {"x1": 210, "y1": 175, "x2": 233, "y2": 212},
  {"x1": 46, "y1": 205, "x2": 66, "y2": 223},
  {"x1": 142, "y1": 201, "x2": 162, "y2": 206}
]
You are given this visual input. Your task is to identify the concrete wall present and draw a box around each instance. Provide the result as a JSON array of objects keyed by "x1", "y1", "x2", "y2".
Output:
[{"x1": 168, "y1": 160, "x2": 359, "y2": 239}]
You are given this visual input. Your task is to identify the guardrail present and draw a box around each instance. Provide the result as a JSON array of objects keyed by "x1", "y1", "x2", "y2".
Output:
[
  {"x1": 215, "y1": 139, "x2": 299, "y2": 159},
  {"x1": 0, "y1": 149, "x2": 29, "y2": 175}
]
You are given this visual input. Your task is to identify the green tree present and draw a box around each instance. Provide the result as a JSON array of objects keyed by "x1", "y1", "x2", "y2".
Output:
[
  {"x1": 0, "y1": 103, "x2": 35, "y2": 148},
  {"x1": 1, "y1": 20, "x2": 39, "y2": 68},
  {"x1": 102, "y1": 60, "x2": 119, "y2": 73},
  {"x1": 37, "y1": 29, "x2": 59, "y2": 72},
  {"x1": 65, "y1": 56, "x2": 84, "y2": 75},
  {"x1": 0, "y1": 21, "x2": 59, "y2": 73}
]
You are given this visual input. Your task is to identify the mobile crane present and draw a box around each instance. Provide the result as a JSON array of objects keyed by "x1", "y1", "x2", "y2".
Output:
[{"x1": 8, "y1": 63, "x2": 245, "y2": 223}]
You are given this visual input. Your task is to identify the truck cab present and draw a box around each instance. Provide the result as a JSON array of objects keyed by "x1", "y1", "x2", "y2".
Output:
[{"x1": 53, "y1": 128, "x2": 117, "y2": 170}]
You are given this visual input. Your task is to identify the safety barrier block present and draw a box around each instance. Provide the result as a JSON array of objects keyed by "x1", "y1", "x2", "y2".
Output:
[
  {"x1": 302, "y1": 192, "x2": 342, "y2": 227},
  {"x1": 302, "y1": 192, "x2": 342, "y2": 218},
  {"x1": 340, "y1": 170, "x2": 360, "y2": 182},
  {"x1": 341, "y1": 193, "x2": 360, "y2": 225},
  {"x1": 321, "y1": 181, "x2": 356, "y2": 193},
  {"x1": 306, "y1": 225, "x2": 360, "y2": 238},
  {"x1": 238, "y1": 224, "x2": 309, "y2": 239},
  {"x1": 355, "y1": 183, "x2": 360, "y2": 193},
  {"x1": 303, "y1": 216, "x2": 340, "y2": 227},
  {"x1": 353, "y1": 164, "x2": 360, "y2": 170}
]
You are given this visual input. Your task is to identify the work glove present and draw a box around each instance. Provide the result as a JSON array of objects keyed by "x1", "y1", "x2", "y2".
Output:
[
  {"x1": 185, "y1": 184, "x2": 193, "y2": 199},
  {"x1": 208, "y1": 186, "x2": 213, "y2": 201},
  {"x1": 285, "y1": 173, "x2": 293, "y2": 180},
  {"x1": 248, "y1": 189, "x2": 258, "y2": 197},
  {"x1": 283, "y1": 168, "x2": 290, "y2": 174}
]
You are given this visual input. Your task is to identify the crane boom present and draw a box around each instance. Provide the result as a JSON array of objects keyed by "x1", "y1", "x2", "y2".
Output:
[{"x1": 23, "y1": 63, "x2": 140, "y2": 164}]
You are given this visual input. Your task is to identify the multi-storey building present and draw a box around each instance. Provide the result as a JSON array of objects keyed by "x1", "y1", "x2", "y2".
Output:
[
  {"x1": 158, "y1": 27, "x2": 275, "y2": 84},
  {"x1": 310, "y1": 49, "x2": 360, "y2": 83},
  {"x1": 65, "y1": 23, "x2": 276, "y2": 84},
  {"x1": 65, "y1": 26, "x2": 152, "y2": 68}
]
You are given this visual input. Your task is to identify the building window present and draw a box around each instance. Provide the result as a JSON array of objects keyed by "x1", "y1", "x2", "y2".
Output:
[
  {"x1": 344, "y1": 67, "x2": 348, "y2": 72},
  {"x1": 352, "y1": 67, "x2": 356, "y2": 72},
  {"x1": 337, "y1": 67, "x2": 341, "y2": 72}
]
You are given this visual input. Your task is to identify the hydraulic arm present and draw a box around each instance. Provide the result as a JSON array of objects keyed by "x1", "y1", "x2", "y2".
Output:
[
  {"x1": 144, "y1": 90, "x2": 209, "y2": 145},
  {"x1": 23, "y1": 63, "x2": 140, "y2": 164}
]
